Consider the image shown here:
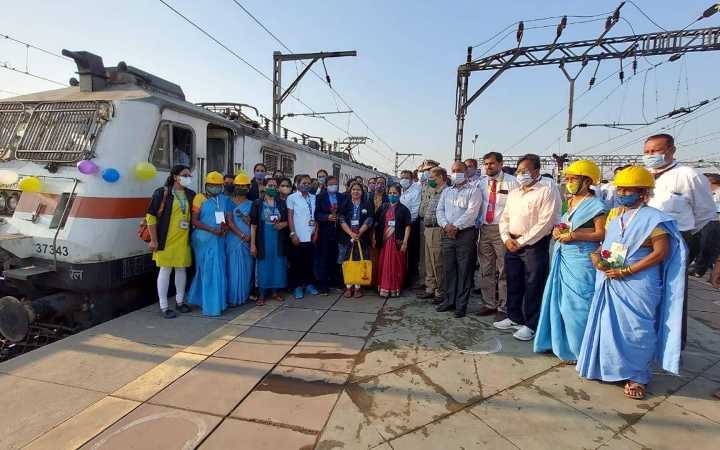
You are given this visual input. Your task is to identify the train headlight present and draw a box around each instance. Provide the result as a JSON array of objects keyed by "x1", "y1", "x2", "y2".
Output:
[{"x1": 7, "y1": 192, "x2": 19, "y2": 213}]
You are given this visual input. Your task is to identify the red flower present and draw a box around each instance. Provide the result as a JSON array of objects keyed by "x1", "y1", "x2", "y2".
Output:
[
  {"x1": 557, "y1": 223, "x2": 569, "y2": 230},
  {"x1": 601, "y1": 250, "x2": 611, "y2": 259}
]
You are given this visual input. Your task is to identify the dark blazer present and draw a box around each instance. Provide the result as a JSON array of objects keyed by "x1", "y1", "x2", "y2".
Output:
[
  {"x1": 337, "y1": 197, "x2": 375, "y2": 248},
  {"x1": 248, "y1": 179, "x2": 261, "y2": 201},
  {"x1": 146, "y1": 186, "x2": 196, "y2": 251},
  {"x1": 315, "y1": 191, "x2": 346, "y2": 240},
  {"x1": 250, "y1": 198, "x2": 289, "y2": 259},
  {"x1": 373, "y1": 202, "x2": 412, "y2": 248}
]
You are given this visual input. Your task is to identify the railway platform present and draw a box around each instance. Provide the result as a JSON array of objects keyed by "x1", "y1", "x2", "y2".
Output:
[{"x1": 1, "y1": 278, "x2": 719, "y2": 450}]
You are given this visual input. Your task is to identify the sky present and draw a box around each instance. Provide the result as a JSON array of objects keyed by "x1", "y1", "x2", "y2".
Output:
[{"x1": 2, "y1": 0, "x2": 720, "y2": 173}]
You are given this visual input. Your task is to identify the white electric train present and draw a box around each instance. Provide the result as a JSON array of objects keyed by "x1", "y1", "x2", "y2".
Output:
[{"x1": 0, "y1": 50, "x2": 382, "y2": 344}]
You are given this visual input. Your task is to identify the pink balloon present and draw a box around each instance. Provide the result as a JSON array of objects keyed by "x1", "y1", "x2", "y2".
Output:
[{"x1": 77, "y1": 160, "x2": 99, "y2": 175}]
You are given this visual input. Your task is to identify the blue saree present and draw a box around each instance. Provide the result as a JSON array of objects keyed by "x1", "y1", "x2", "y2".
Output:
[
  {"x1": 188, "y1": 194, "x2": 227, "y2": 316},
  {"x1": 534, "y1": 196, "x2": 606, "y2": 361},
  {"x1": 576, "y1": 206, "x2": 686, "y2": 384},
  {"x1": 226, "y1": 198, "x2": 253, "y2": 306}
]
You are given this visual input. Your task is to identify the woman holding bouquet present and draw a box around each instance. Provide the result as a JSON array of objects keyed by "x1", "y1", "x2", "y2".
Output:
[
  {"x1": 534, "y1": 160, "x2": 607, "y2": 362},
  {"x1": 577, "y1": 166, "x2": 686, "y2": 400}
]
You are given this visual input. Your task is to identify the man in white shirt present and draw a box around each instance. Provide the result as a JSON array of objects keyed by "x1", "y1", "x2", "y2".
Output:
[
  {"x1": 643, "y1": 133, "x2": 718, "y2": 347},
  {"x1": 287, "y1": 174, "x2": 319, "y2": 300},
  {"x1": 436, "y1": 161, "x2": 483, "y2": 318},
  {"x1": 495, "y1": 154, "x2": 560, "y2": 341},
  {"x1": 474, "y1": 152, "x2": 518, "y2": 320},
  {"x1": 400, "y1": 169, "x2": 423, "y2": 288}
]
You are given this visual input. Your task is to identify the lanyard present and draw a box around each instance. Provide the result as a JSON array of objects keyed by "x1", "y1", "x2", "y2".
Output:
[
  {"x1": 352, "y1": 202, "x2": 361, "y2": 221},
  {"x1": 173, "y1": 191, "x2": 188, "y2": 215},
  {"x1": 211, "y1": 195, "x2": 222, "y2": 211},
  {"x1": 264, "y1": 201, "x2": 279, "y2": 217},
  {"x1": 619, "y1": 206, "x2": 642, "y2": 238},
  {"x1": 567, "y1": 194, "x2": 590, "y2": 228},
  {"x1": 303, "y1": 194, "x2": 313, "y2": 216}
]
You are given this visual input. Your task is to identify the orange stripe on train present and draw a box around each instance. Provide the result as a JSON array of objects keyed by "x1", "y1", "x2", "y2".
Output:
[{"x1": 15, "y1": 192, "x2": 150, "y2": 219}]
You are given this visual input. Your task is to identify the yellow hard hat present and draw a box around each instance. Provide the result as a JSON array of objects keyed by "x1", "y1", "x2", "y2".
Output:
[
  {"x1": 205, "y1": 171, "x2": 224, "y2": 185},
  {"x1": 564, "y1": 160, "x2": 601, "y2": 185},
  {"x1": 233, "y1": 173, "x2": 251, "y2": 185},
  {"x1": 613, "y1": 165, "x2": 655, "y2": 189}
]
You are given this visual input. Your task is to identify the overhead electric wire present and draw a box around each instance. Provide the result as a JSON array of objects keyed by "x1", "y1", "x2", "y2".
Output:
[
  {"x1": 627, "y1": 0, "x2": 669, "y2": 31},
  {"x1": 228, "y1": 0, "x2": 395, "y2": 154},
  {"x1": 0, "y1": 62, "x2": 66, "y2": 86},
  {"x1": 1, "y1": 33, "x2": 72, "y2": 61}
]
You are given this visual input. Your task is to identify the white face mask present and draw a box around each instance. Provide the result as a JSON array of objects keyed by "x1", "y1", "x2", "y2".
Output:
[
  {"x1": 178, "y1": 175, "x2": 194, "y2": 188},
  {"x1": 400, "y1": 178, "x2": 412, "y2": 189},
  {"x1": 419, "y1": 171, "x2": 429, "y2": 182},
  {"x1": 451, "y1": 172, "x2": 465, "y2": 185},
  {"x1": 516, "y1": 173, "x2": 535, "y2": 186}
]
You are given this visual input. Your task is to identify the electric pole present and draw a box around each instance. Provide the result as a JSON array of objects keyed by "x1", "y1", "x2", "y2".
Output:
[
  {"x1": 272, "y1": 50, "x2": 357, "y2": 135},
  {"x1": 394, "y1": 152, "x2": 422, "y2": 177}
]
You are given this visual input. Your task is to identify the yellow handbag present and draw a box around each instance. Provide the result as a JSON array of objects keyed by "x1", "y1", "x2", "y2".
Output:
[{"x1": 342, "y1": 240, "x2": 373, "y2": 286}]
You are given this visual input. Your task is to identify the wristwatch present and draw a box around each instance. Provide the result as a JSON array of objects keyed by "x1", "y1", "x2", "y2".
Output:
[{"x1": 290, "y1": 232, "x2": 296, "y2": 237}]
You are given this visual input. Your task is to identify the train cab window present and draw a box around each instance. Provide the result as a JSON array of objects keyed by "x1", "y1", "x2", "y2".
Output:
[
  {"x1": 150, "y1": 122, "x2": 195, "y2": 170},
  {"x1": 150, "y1": 124, "x2": 170, "y2": 169},
  {"x1": 173, "y1": 126, "x2": 194, "y2": 168}
]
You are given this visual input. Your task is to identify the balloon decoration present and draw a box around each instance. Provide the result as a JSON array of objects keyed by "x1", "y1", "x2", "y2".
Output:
[
  {"x1": 134, "y1": 162, "x2": 157, "y2": 181},
  {"x1": 101, "y1": 168, "x2": 120, "y2": 183},
  {"x1": 0, "y1": 169, "x2": 19, "y2": 186},
  {"x1": 18, "y1": 176, "x2": 42, "y2": 192},
  {"x1": 77, "y1": 160, "x2": 99, "y2": 175}
]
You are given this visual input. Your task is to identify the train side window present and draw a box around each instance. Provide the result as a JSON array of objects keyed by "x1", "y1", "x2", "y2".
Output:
[
  {"x1": 172, "y1": 126, "x2": 194, "y2": 168},
  {"x1": 150, "y1": 123, "x2": 170, "y2": 170}
]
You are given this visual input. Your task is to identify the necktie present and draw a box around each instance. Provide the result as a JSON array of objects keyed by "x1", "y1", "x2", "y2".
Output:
[{"x1": 485, "y1": 179, "x2": 497, "y2": 224}]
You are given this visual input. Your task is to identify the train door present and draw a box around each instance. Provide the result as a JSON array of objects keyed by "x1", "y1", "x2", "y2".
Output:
[{"x1": 206, "y1": 126, "x2": 232, "y2": 175}]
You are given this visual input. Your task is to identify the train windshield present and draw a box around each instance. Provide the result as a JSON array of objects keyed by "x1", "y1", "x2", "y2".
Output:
[{"x1": 0, "y1": 101, "x2": 111, "y2": 164}]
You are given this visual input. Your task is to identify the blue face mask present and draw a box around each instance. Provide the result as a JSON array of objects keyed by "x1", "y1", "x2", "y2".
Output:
[
  {"x1": 327, "y1": 185, "x2": 338, "y2": 194},
  {"x1": 616, "y1": 192, "x2": 642, "y2": 207},
  {"x1": 388, "y1": 194, "x2": 399, "y2": 203},
  {"x1": 643, "y1": 154, "x2": 666, "y2": 169},
  {"x1": 207, "y1": 185, "x2": 223, "y2": 196}
]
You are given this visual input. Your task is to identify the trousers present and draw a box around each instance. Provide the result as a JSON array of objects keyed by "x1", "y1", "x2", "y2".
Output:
[
  {"x1": 423, "y1": 226, "x2": 444, "y2": 297},
  {"x1": 505, "y1": 235, "x2": 550, "y2": 331},
  {"x1": 289, "y1": 241, "x2": 316, "y2": 288},
  {"x1": 681, "y1": 230, "x2": 702, "y2": 348},
  {"x1": 440, "y1": 228, "x2": 478, "y2": 313},
  {"x1": 478, "y1": 224, "x2": 507, "y2": 312}
]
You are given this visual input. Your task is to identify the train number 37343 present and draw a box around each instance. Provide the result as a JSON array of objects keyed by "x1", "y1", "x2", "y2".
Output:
[{"x1": 35, "y1": 243, "x2": 70, "y2": 256}]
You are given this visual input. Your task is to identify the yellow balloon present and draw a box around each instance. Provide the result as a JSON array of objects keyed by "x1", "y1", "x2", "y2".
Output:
[
  {"x1": 18, "y1": 176, "x2": 41, "y2": 192},
  {"x1": 134, "y1": 162, "x2": 157, "y2": 181},
  {"x1": 0, "y1": 169, "x2": 19, "y2": 186}
]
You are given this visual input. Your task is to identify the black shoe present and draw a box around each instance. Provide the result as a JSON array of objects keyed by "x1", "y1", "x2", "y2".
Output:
[
  {"x1": 176, "y1": 304, "x2": 191, "y2": 314},
  {"x1": 163, "y1": 309, "x2": 177, "y2": 319},
  {"x1": 454, "y1": 311, "x2": 467, "y2": 318},
  {"x1": 475, "y1": 306, "x2": 497, "y2": 316},
  {"x1": 436, "y1": 304, "x2": 455, "y2": 312},
  {"x1": 416, "y1": 291, "x2": 434, "y2": 299},
  {"x1": 431, "y1": 297, "x2": 443, "y2": 305}
]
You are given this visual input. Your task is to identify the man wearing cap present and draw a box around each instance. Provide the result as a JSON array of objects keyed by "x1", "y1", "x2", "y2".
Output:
[{"x1": 417, "y1": 159, "x2": 440, "y2": 290}]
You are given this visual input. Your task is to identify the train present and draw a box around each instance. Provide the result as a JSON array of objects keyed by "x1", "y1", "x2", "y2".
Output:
[{"x1": 0, "y1": 50, "x2": 383, "y2": 347}]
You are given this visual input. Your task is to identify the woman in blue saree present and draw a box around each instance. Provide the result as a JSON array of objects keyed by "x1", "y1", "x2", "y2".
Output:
[
  {"x1": 577, "y1": 166, "x2": 686, "y2": 400},
  {"x1": 188, "y1": 171, "x2": 228, "y2": 316},
  {"x1": 225, "y1": 173, "x2": 254, "y2": 307},
  {"x1": 534, "y1": 160, "x2": 607, "y2": 362}
]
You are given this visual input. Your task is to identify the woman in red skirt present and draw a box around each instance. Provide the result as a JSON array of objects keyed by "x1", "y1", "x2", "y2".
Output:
[{"x1": 373, "y1": 183, "x2": 412, "y2": 298}]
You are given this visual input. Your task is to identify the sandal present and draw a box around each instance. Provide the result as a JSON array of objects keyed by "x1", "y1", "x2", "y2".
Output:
[
  {"x1": 344, "y1": 288, "x2": 353, "y2": 298},
  {"x1": 271, "y1": 293, "x2": 284, "y2": 302},
  {"x1": 353, "y1": 288, "x2": 363, "y2": 298},
  {"x1": 256, "y1": 298, "x2": 266, "y2": 306},
  {"x1": 624, "y1": 381, "x2": 646, "y2": 400}
]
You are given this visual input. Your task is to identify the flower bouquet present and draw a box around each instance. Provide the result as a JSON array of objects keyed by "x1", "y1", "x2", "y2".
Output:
[
  {"x1": 596, "y1": 249, "x2": 625, "y2": 270},
  {"x1": 554, "y1": 222, "x2": 571, "y2": 236}
]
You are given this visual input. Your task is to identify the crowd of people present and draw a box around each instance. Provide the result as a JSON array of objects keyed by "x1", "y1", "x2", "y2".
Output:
[{"x1": 145, "y1": 133, "x2": 720, "y2": 401}]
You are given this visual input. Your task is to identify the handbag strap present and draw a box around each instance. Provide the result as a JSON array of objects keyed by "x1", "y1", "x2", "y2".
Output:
[
  {"x1": 157, "y1": 187, "x2": 169, "y2": 217},
  {"x1": 352, "y1": 238, "x2": 365, "y2": 261}
]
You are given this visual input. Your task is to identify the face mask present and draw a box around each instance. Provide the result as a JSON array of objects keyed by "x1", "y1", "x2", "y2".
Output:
[
  {"x1": 466, "y1": 168, "x2": 477, "y2": 178},
  {"x1": 207, "y1": 185, "x2": 222, "y2": 196},
  {"x1": 224, "y1": 184, "x2": 235, "y2": 194},
  {"x1": 327, "y1": 185, "x2": 338, "y2": 194},
  {"x1": 616, "y1": 192, "x2": 642, "y2": 207},
  {"x1": 451, "y1": 172, "x2": 465, "y2": 185},
  {"x1": 368, "y1": 184, "x2": 376, "y2": 191},
  {"x1": 517, "y1": 173, "x2": 535, "y2": 186},
  {"x1": 376, "y1": 184, "x2": 385, "y2": 192},
  {"x1": 265, "y1": 187, "x2": 278, "y2": 197},
  {"x1": 388, "y1": 194, "x2": 400, "y2": 203},
  {"x1": 254, "y1": 171, "x2": 265, "y2": 181},
  {"x1": 318, "y1": 176, "x2": 327, "y2": 184},
  {"x1": 565, "y1": 181, "x2": 581, "y2": 195},
  {"x1": 643, "y1": 154, "x2": 666, "y2": 169},
  {"x1": 298, "y1": 184, "x2": 311, "y2": 193},
  {"x1": 178, "y1": 175, "x2": 193, "y2": 188},
  {"x1": 400, "y1": 179, "x2": 411, "y2": 189},
  {"x1": 235, "y1": 187, "x2": 249, "y2": 196},
  {"x1": 420, "y1": 171, "x2": 429, "y2": 182},
  {"x1": 428, "y1": 180, "x2": 438, "y2": 189},
  {"x1": 279, "y1": 186, "x2": 291, "y2": 195}
]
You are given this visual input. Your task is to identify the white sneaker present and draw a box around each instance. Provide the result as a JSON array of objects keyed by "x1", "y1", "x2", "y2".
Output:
[
  {"x1": 493, "y1": 318, "x2": 520, "y2": 330},
  {"x1": 513, "y1": 326, "x2": 535, "y2": 341}
]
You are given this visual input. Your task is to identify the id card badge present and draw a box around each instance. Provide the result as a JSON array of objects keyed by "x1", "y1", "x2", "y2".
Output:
[
  {"x1": 308, "y1": 220, "x2": 315, "y2": 227},
  {"x1": 215, "y1": 211, "x2": 226, "y2": 225},
  {"x1": 609, "y1": 242, "x2": 628, "y2": 265},
  {"x1": 179, "y1": 220, "x2": 189, "y2": 230},
  {"x1": 351, "y1": 219, "x2": 360, "y2": 227},
  {"x1": 269, "y1": 214, "x2": 279, "y2": 223},
  {"x1": 388, "y1": 220, "x2": 396, "y2": 227}
]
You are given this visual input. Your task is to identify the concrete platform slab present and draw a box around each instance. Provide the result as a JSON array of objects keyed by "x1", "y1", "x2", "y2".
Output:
[
  {"x1": 332, "y1": 296, "x2": 386, "y2": 314},
  {"x1": 282, "y1": 332, "x2": 366, "y2": 373},
  {"x1": 0, "y1": 334, "x2": 176, "y2": 393},
  {"x1": 389, "y1": 410, "x2": 516, "y2": 450},
  {"x1": 150, "y1": 357, "x2": 272, "y2": 416},
  {"x1": 470, "y1": 385, "x2": 616, "y2": 449},
  {"x1": 183, "y1": 323, "x2": 250, "y2": 356},
  {"x1": 0, "y1": 374, "x2": 105, "y2": 450},
  {"x1": 311, "y1": 310, "x2": 377, "y2": 337},
  {"x1": 282, "y1": 293, "x2": 338, "y2": 310},
  {"x1": 666, "y1": 375, "x2": 720, "y2": 423},
  {"x1": 228, "y1": 302, "x2": 280, "y2": 326},
  {"x1": 316, "y1": 390, "x2": 388, "y2": 450},
  {"x1": 23, "y1": 396, "x2": 140, "y2": 450},
  {"x1": 215, "y1": 327, "x2": 304, "y2": 364},
  {"x1": 198, "y1": 418, "x2": 317, "y2": 450},
  {"x1": 232, "y1": 365, "x2": 347, "y2": 432},
  {"x1": 254, "y1": 307, "x2": 325, "y2": 331},
  {"x1": 79, "y1": 403, "x2": 221, "y2": 450}
]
